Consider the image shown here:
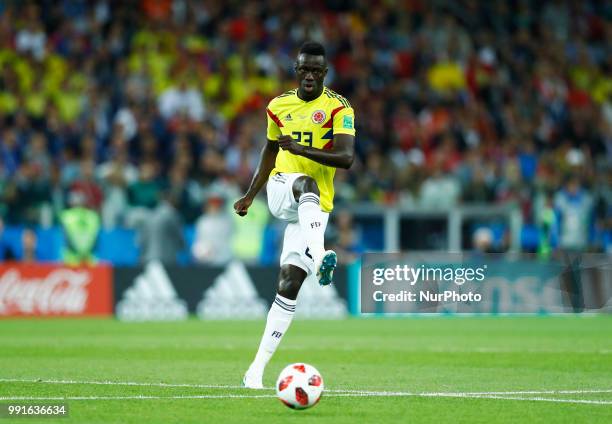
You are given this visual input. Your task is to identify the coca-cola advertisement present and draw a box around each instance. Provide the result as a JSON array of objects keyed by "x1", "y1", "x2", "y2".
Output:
[{"x1": 0, "y1": 263, "x2": 113, "y2": 317}]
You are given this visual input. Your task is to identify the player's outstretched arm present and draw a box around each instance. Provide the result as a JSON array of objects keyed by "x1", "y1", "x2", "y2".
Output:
[
  {"x1": 277, "y1": 134, "x2": 354, "y2": 169},
  {"x1": 234, "y1": 140, "x2": 279, "y2": 216}
]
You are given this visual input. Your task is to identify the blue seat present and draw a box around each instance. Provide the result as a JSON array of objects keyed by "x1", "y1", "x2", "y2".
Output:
[
  {"x1": 1, "y1": 226, "x2": 24, "y2": 259},
  {"x1": 36, "y1": 227, "x2": 64, "y2": 261},
  {"x1": 520, "y1": 225, "x2": 540, "y2": 250},
  {"x1": 489, "y1": 222, "x2": 507, "y2": 247},
  {"x1": 177, "y1": 225, "x2": 195, "y2": 265},
  {"x1": 96, "y1": 228, "x2": 139, "y2": 265},
  {"x1": 260, "y1": 223, "x2": 280, "y2": 265}
]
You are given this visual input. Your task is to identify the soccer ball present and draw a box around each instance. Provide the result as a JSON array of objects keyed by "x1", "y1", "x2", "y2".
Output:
[{"x1": 276, "y1": 363, "x2": 324, "y2": 409}]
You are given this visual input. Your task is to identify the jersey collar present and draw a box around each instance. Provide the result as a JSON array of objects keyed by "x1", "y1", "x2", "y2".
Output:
[{"x1": 296, "y1": 86, "x2": 326, "y2": 103}]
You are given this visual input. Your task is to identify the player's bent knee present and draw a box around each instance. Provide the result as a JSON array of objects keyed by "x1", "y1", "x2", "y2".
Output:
[
  {"x1": 277, "y1": 277, "x2": 302, "y2": 300},
  {"x1": 277, "y1": 265, "x2": 307, "y2": 300},
  {"x1": 293, "y1": 175, "x2": 319, "y2": 200}
]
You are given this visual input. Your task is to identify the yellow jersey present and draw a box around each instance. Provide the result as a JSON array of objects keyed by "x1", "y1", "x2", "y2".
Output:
[{"x1": 266, "y1": 87, "x2": 356, "y2": 212}]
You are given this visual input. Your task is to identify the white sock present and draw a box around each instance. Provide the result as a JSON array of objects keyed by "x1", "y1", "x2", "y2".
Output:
[
  {"x1": 298, "y1": 193, "x2": 326, "y2": 265},
  {"x1": 248, "y1": 294, "x2": 296, "y2": 375}
]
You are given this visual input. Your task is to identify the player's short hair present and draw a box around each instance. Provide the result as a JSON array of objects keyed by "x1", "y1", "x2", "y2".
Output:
[{"x1": 299, "y1": 41, "x2": 326, "y2": 58}]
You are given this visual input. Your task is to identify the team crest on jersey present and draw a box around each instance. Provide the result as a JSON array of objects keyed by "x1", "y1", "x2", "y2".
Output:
[{"x1": 311, "y1": 110, "x2": 326, "y2": 124}]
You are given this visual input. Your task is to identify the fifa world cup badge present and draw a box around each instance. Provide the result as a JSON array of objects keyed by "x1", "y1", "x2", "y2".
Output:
[{"x1": 343, "y1": 115, "x2": 353, "y2": 129}]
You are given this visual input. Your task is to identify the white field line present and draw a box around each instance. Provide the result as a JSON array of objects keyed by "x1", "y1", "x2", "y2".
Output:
[
  {"x1": 0, "y1": 394, "x2": 611, "y2": 405},
  {"x1": 1, "y1": 378, "x2": 611, "y2": 405},
  {"x1": 346, "y1": 389, "x2": 612, "y2": 396},
  {"x1": 326, "y1": 393, "x2": 612, "y2": 405},
  {"x1": 0, "y1": 395, "x2": 276, "y2": 400},
  {"x1": 0, "y1": 378, "x2": 243, "y2": 390},
  {"x1": 441, "y1": 395, "x2": 612, "y2": 405},
  {"x1": 3, "y1": 378, "x2": 612, "y2": 396}
]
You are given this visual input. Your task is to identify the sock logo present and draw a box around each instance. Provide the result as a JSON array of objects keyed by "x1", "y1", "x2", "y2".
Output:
[
  {"x1": 310, "y1": 222, "x2": 321, "y2": 228},
  {"x1": 271, "y1": 331, "x2": 283, "y2": 338}
]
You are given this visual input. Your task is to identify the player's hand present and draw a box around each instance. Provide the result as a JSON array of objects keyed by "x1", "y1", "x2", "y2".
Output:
[
  {"x1": 278, "y1": 135, "x2": 304, "y2": 155},
  {"x1": 234, "y1": 196, "x2": 253, "y2": 217}
]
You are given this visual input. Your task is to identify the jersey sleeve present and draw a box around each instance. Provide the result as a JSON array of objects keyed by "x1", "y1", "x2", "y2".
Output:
[
  {"x1": 266, "y1": 105, "x2": 283, "y2": 140},
  {"x1": 333, "y1": 106, "x2": 356, "y2": 136}
]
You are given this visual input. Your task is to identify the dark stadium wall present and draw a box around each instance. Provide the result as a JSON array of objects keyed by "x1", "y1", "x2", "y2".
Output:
[{"x1": 112, "y1": 260, "x2": 349, "y2": 320}]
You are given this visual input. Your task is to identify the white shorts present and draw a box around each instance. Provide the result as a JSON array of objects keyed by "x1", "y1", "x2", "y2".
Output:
[{"x1": 267, "y1": 172, "x2": 329, "y2": 275}]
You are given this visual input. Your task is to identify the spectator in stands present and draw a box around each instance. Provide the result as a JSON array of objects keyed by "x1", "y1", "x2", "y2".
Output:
[
  {"x1": 20, "y1": 228, "x2": 38, "y2": 262},
  {"x1": 113, "y1": 100, "x2": 139, "y2": 143},
  {"x1": 356, "y1": 150, "x2": 395, "y2": 203},
  {"x1": 138, "y1": 191, "x2": 185, "y2": 265},
  {"x1": 0, "y1": 0, "x2": 608, "y2": 258},
  {"x1": 462, "y1": 166, "x2": 494, "y2": 204},
  {"x1": 0, "y1": 221, "x2": 37, "y2": 261},
  {"x1": 23, "y1": 132, "x2": 51, "y2": 180},
  {"x1": 472, "y1": 227, "x2": 494, "y2": 254},
  {"x1": 0, "y1": 129, "x2": 21, "y2": 177},
  {"x1": 11, "y1": 161, "x2": 51, "y2": 226},
  {"x1": 328, "y1": 211, "x2": 364, "y2": 265},
  {"x1": 594, "y1": 167, "x2": 612, "y2": 252},
  {"x1": 128, "y1": 162, "x2": 162, "y2": 210},
  {"x1": 98, "y1": 148, "x2": 138, "y2": 228},
  {"x1": 60, "y1": 191, "x2": 101, "y2": 265},
  {"x1": 70, "y1": 160, "x2": 104, "y2": 211},
  {"x1": 158, "y1": 76, "x2": 205, "y2": 123},
  {"x1": 554, "y1": 175, "x2": 594, "y2": 251},
  {"x1": 420, "y1": 159, "x2": 461, "y2": 209},
  {"x1": 535, "y1": 189, "x2": 558, "y2": 258},
  {"x1": 231, "y1": 194, "x2": 268, "y2": 263},
  {"x1": 192, "y1": 193, "x2": 233, "y2": 265}
]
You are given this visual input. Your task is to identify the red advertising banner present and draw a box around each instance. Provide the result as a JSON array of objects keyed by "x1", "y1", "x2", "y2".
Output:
[{"x1": 0, "y1": 263, "x2": 113, "y2": 317}]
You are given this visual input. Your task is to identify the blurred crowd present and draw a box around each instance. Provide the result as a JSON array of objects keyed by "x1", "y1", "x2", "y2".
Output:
[{"x1": 0, "y1": 0, "x2": 610, "y2": 262}]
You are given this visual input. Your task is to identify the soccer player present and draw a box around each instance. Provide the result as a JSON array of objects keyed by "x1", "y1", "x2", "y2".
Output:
[{"x1": 234, "y1": 41, "x2": 355, "y2": 388}]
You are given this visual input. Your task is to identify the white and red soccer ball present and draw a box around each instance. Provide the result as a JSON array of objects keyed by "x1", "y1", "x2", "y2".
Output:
[{"x1": 276, "y1": 363, "x2": 324, "y2": 409}]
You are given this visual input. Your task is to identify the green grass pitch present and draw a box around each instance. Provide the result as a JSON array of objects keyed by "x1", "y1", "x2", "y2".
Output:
[{"x1": 1, "y1": 316, "x2": 611, "y2": 423}]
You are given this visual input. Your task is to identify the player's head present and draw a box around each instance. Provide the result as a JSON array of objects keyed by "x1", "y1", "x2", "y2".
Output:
[{"x1": 295, "y1": 41, "x2": 327, "y2": 100}]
